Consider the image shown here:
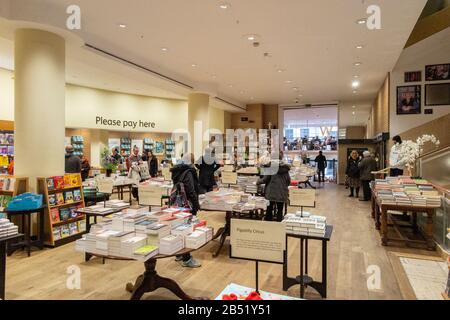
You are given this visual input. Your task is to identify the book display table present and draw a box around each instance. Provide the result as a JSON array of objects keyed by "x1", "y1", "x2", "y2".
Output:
[
  {"x1": 4, "y1": 207, "x2": 45, "y2": 257},
  {"x1": 113, "y1": 183, "x2": 133, "y2": 203},
  {"x1": 0, "y1": 233, "x2": 23, "y2": 300},
  {"x1": 372, "y1": 197, "x2": 436, "y2": 250},
  {"x1": 85, "y1": 247, "x2": 210, "y2": 300},
  {"x1": 283, "y1": 225, "x2": 333, "y2": 299}
]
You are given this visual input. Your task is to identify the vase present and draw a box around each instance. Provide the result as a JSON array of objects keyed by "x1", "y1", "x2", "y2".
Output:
[{"x1": 106, "y1": 169, "x2": 112, "y2": 177}]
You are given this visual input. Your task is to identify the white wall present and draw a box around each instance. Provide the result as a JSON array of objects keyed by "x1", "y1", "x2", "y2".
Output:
[
  {"x1": 0, "y1": 68, "x2": 14, "y2": 121},
  {"x1": 390, "y1": 28, "x2": 450, "y2": 136}
]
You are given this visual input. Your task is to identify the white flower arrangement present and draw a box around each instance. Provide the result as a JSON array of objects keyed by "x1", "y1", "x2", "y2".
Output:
[{"x1": 398, "y1": 134, "x2": 440, "y2": 169}]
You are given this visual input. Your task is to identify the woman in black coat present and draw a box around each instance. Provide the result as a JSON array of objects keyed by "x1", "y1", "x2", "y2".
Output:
[
  {"x1": 195, "y1": 153, "x2": 220, "y2": 194},
  {"x1": 147, "y1": 150, "x2": 159, "y2": 178},
  {"x1": 345, "y1": 150, "x2": 361, "y2": 198}
]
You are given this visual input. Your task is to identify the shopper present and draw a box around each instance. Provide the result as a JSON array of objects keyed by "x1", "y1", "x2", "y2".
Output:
[
  {"x1": 126, "y1": 146, "x2": 142, "y2": 171},
  {"x1": 170, "y1": 153, "x2": 201, "y2": 268},
  {"x1": 257, "y1": 152, "x2": 291, "y2": 222},
  {"x1": 111, "y1": 148, "x2": 121, "y2": 163},
  {"x1": 65, "y1": 145, "x2": 81, "y2": 174},
  {"x1": 195, "y1": 148, "x2": 221, "y2": 194},
  {"x1": 80, "y1": 156, "x2": 91, "y2": 181},
  {"x1": 147, "y1": 150, "x2": 159, "y2": 178},
  {"x1": 358, "y1": 151, "x2": 378, "y2": 201},
  {"x1": 389, "y1": 135, "x2": 406, "y2": 177},
  {"x1": 315, "y1": 151, "x2": 327, "y2": 183},
  {"x1": 345, "y1": 150, "x2": 361, "y2": 198}
]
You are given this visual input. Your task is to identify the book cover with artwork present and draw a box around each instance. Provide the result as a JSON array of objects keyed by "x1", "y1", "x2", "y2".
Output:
[
  {"x1": 69, "y1": 207, "x2": 78, "y2": 218},
  {"x1": 64, "y1": 175, "x2": 72, "y2": 188},
  {"x1": 59, "y1": 208, "x2": 70, "y2": 221},
  {"x1": 53, "y1": 227, "x2": 62, "y2": 241},
  {"x1": 73, "y1": 189, "x2": 82, "y2": 201},
  {"x1": 53, "y1": 176, "x2": 65, "y2": 190},
  {"x1": 69, "y1": 174, "x2": 81, "y2": 187},
  {"x1": 46, "y1": 178, "x2": 55, "y2": 191},
  {"x1": 78, "y1": 220, "x2": 86, "y2": 232},
  {"x1": 48, "y1": 194, "x2": 57, "y2": 206},
  {"x1": 56, "y1": 193, "x2": 64, "y2": 205},
  {"x1": 61, "y1": 225, "x2": 70, "y2": 238},
  {"x1": 50, "y1": 208, "x2": 60, "y2": 224},
  {"x1": 69, "y1": 222, "x2": 78, "y2": 235},
  {"x1": 64, "y1": 191, "x2": 74, "y2": 203}
]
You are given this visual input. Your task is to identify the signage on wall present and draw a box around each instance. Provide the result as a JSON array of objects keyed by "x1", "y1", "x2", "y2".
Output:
[{"x1": 95, "y1": 116, "x2": 156, "y2": 130}]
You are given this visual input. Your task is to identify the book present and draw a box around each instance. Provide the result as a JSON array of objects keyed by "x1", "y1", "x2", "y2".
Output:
[
  {"x1": 69, "y1": 207, "x2": 78, "y2": 218},
  {"x1": 53, "y1": 227, "x2": 62, "y2": 240},
  {"x1": 64, "y1": 174, "x2": 81, "y2": 187},
  {"x1": 48, "y1": 194, "x2": 57, "y2": 206},
  {"x1": 61, "y1": 225, "x2": 70, "y2": 238},
  {"x1": 69, "y1": 222, "x2": 79, "y2": 235},
  {"x1": 46, "y1": 178, "x2": 55, "y2": 191},
  {"x1": 53, "y1": 176, "x2": 65, "y2": 189},
  {"x1": 50, "y1": 208, "x2": 60, "y2": 224},
  {"x1": 77, "y1": 220, "x2": 86, "y2": 233},
  {"x1": 73, "y1": 189, "x2": 82, "y2": 201},
  {"x1": 59, "y1": 208, "x2": 70, "y2": 221},
  {"x1": 134, "y1": 245, "x2": 159, "y2": 256},
  {"x1": 56, "y1": 193, "x2": 65, "y2": 205},
  {"x1": 64, "y1": 191, "x2": 74, "y2": 203}
]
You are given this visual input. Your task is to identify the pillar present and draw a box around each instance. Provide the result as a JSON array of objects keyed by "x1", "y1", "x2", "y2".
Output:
[
  {"x1": 14, "y1": 29, "x2": 66, "y2": 190},
  {"x1": 188, "y1": 93, "x2": 210, "y2": 160}
]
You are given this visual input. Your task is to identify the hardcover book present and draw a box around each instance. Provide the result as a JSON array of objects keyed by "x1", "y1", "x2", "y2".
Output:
[
  {"x1": 56, "y1": 193, "x2": 65, "y2": 205},
  {"x1": 50, "y1": 208, "x2": 60, "y2": 224},
  {"x1": 69, "y1": 207, "x2": 78, "y2": 218},
  {"x1": 69, "y1": 222, "x2": 79, "y2": 235},
  {"x1": 53, "y1": 227, "x2": 62, "y2": 241},
  {"x1": 48, "y1": 194, "x2": 57, "y2": 206},
  {"x1": 46, "y1": 178, "x2": 55, "y2": 191},
  {"x1": 59, "y1": 208, "x2": 70, "y2": 221},
  {"x1": 53, "y1": 176, "x2": 65, "y2": 190},
  {"x1": 61, "y1": 225, "x2": 70, "y2": 238},
  {"x1": 64, "y1": 191, "x2": 74, "y2": 203},
  {"x1": 73, "y1": 189, "x2": 82, "y2": 201}
]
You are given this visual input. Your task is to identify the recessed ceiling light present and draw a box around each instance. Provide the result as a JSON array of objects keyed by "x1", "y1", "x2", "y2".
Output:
[
  {"x1": 356, "y1": 45, "x2": 364, "y2": 49},
  {"x1": 354, "y1": 62, "x2": 362, "y2": 66},
  {"x1": 298, "y1": 94, "x2": 303, "y2": 97},
  {"x1": 161, "y1": 47, "x2": 168, "y2": 52},
  {"x1": 219, "y1": 3, "x2": 230, "y2": 9},
  {"x1": 352, "y1": 80, "x2": 360, "y2": 88},
  {"x1": 352, "y1": 105, "x2": 356, "y2": 109},
  {"x1": 352, "y1": 111, "x2": 356, "y2": 115},
  {"x1": 118, "y1": 24, "x2": 127, "y2": 28},
  {"x1": 353, "y1": 75, "x2": 360, "y2": 78},
  {"x1": 277, "y1": 69, "x2": 285, "y2": 73},
  {"x1": 353, "y1": 90, "x2": 358, "y2": 94},
  {"x1": 246, "y1": 34, "x2": 258, "y2": 41},
  {"x1": 191, "y1": 64, "x2": 197, "y2": 67},
  {"x1": 285, "y1": 80, "x2": 293, "y2": 84},
  {"x1": 356, "y1": 18, "x2": 367, "y2": 25},
  {"x1": 292, "y1": 87, "x2": 299, "y2": 91}
]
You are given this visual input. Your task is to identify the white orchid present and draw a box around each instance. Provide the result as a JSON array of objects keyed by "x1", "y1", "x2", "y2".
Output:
[{"x1": 398, "y1": 134, "x2": 440, "y2": 169}]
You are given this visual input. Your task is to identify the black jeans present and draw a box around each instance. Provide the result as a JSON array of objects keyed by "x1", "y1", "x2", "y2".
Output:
[
  {"x1": 317, "y1": 169, "x2": 325, "y2": 183},
  {"x1": 266, "y1": 201, "x2": 285, "y2": 222},
  {"x1": 361, "y1": 180, "x2": 372, "y2": 201}
]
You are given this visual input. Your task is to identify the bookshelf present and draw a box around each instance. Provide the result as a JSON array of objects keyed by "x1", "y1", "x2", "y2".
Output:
[
  {"x1": 121, "y1": 137, "x2": 132, "y2": 156},
  {"x1": 0, "y1": 176, "x2": 29, "y2": 216},
  {"x1": 71, "y1": 135, "x2": 84, "y2": 157},
  {"x1": 37, "y1": 173, "x2": 86, "y2": 247},
  {"x1": 165, "y1": 139, "x2": 175, "y2": 161},
  {"x1": 143, "y1": 138, "x2": 154, "y2": 152}
]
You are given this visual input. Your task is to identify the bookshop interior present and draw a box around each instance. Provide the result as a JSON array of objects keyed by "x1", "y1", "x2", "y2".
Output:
[{"x1": 0, "y1": 0, "x2": 450, "y2": 302}]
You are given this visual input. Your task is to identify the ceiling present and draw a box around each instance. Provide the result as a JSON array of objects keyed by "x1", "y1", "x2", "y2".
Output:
[{"x1": 0, "y1": 0, "x2": 427, "y2": 119}]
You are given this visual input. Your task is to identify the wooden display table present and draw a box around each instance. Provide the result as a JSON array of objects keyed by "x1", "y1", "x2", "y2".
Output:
[
  {"x1": 371, "y1": 192, "x2": 437, "y2": 250},
  {"x1": 85, "y1": 247, "x2": 209, "y2": 300},
  {"x1": 0, "y1": 233, "x2": 23, "y2": 300},
  {"x1": 283, "y1": 226, "x2": 333, "y2": 298}
]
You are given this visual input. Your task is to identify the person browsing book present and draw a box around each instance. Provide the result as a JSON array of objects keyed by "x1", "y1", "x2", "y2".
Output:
[{"x1": 65, "y1": 145, "x2": 81, "y2": 174}]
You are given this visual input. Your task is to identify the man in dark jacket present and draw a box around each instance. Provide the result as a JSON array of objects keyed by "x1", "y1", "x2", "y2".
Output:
[
  {"x1": 195, "y1": 149, "x2": 220, "y2": 194},
  {"x1": 257, "y1": 153, "x2": 291, "y2": 222},
  {"x1": 315, "y1": 151, "x2": 327, "y2": 183},
  {"x1": 358, "y1": 151, "x2": 378, "y2": 201},
  {"x1": 146, "y1": 150, "x2": 159, "y2": 178},
  {"x1": 171, "y1": 153, "x2": 201, "y2": 268},
  {"x1": 65, "y1": 146, "x2": 81, "y2": 174}
]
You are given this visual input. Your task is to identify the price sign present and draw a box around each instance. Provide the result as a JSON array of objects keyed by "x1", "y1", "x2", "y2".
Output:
[
  {"x1": 230, "y1": 219, "x2": 286, "y2": 263},
  {"x1": 289, "y1": 188, "x2": 316, "y2": 207},
  {"x1": 139, "y1": 184, "x2": 164, "y2": 206},
  {"x1": 223, "y1": 165, "x2": 234, "y2": 172},
  {"x1": 96, "y1": 178, "x2": 114, "y2": 194},
  {"x1": 222, "y1": 171, "x2": 237, "y2": 185},
  {"x1": 162, "y1": 167, "x2": 172, "y2": 181}
]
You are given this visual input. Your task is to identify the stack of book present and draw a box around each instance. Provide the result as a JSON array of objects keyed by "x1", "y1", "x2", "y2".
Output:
[
  {"x1": 0, "y1": 177, "x2": 15, "y2": 191},
  {"x1": 282, "y1": 214, "x2": 327, "y2": 237},
  {"x1": 185, "y1": 230, "x2": 207, "y2": 249},
  {"x1": 133, "y1": 245, "x2": 159, "y2": 262},
  {"x1": 196, "y1": 226, "x2": 214, "y2": 242},
  {"x1": 171, "y1": 224, "x2": 194, "y2": 242},
  {"x1": 79, "y1": 205, "x2": 116, "y2": 215},
  {"x1": 145, "y1": 223, "x2": 171, "y2": 246},
  {"x1": 123, "y1": 213, "x2": 147, "y2": 232},
  {"x1": 0, "y1": 218, "x2": 18, "y2": 238},
  {"x1": 120, "y1": 235, "x2": 148, "y2": 258},
  {"x1": 108, "y1": 231, "x2": 134, "y2": 256},
  {"x1": 102, "y1": 199, "x2": 130, "y2": 209},
  {"x1": 159, "y1": 234, "x2": 184, "y2": 255}
]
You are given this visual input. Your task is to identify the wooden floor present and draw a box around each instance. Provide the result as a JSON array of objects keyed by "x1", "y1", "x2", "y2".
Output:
[{"x1": 4, "y1": 183, "x2": 442, "y2": 300}]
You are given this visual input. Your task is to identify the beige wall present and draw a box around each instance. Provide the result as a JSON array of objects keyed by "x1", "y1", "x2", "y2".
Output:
[
  {"x1": 209, "y1": 106, "x2": 225, "y2": 132},
  {"x1": 0, "y1": 68, "x2": 14, "y2": 121},
  {"x1": 345, "y1": 126, "x2": 366, "y2": 139},
  {"x1": 263, "y1": 104, "x2": 279, "y2": 129},
  {"x1": 367, "y1": 75, "x2": 390, "y2": 138},
  {"x1": 231, "y1": 104, "x2": 263, "y2": 129}
]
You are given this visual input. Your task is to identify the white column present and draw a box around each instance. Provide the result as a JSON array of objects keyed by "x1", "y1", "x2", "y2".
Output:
[
  {"x1": 14, "y1": 29, "x2": 66, "y2": 190},
  {"x1": 188, "y1": 93, "x2": 210, "y2": 160}
]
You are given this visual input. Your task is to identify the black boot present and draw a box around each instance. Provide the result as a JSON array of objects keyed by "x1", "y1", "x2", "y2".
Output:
[
  {"x1": 349, "y1": 187, "x2": 354, "y2": 197},
  {"x1": 356, "y1": 188, "x2": 360, "y2": 198}
]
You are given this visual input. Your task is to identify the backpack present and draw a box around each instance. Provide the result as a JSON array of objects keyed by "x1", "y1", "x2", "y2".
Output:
[{"x1": 169, "y1": 170, "x2": 192, "y2": 210}]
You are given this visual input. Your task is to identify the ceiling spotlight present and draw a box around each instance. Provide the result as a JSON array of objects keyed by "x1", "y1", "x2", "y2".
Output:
[
  {"x1": 161, "y1": 47, "x2": 168, "y2": 52},
  {"x1": 352, "y1": 105, "x2": 356, "y2": 109},
  {"x1": 356, "y1": 45, "x2": 364, "y2": 49},
  {"x1": 191, "y1": 64, "x2": 197, "y2": 67},
  {"x1": 352, "y1": 111, "x2": 356, "y2": 115},
  {"x1": 246, "y1": 34, "x2": 258, "y2": 41},
  {"x1": 352, "y1": 80, "x2": 360, "y2": 88},
  {"x1": 353, "y1": 90, "x2": 358, "y2": 94},
  {"x1": 277, "y1": 69, "x2": 285, "y2": 73},
  {"x1": 354, "y1": 62, "x2": 362, "y2": 66},
  {"x1": 353, "y1": 75, "x2": 360, "y2": 78},
  {"x1": 292, "y1": 87, "x2": 299, "y2": 91},
  {"x1": 219, "y1": 3, "x2": 230, "y2": 9},
  {"x1": 356, "y1": 18, "x2": 367, "y2": 25},
  {"x1": 285, "y1": 80, "x2": 293, "y2": 84},
  {"x1": 118, "y1": 24, "x2": 127, "y2": 28}
]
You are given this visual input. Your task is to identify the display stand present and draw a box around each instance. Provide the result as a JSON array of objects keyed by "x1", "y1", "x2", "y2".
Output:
[
  {"x1": 0, "y1": 176, "x2": 29, "y2": 218},
  {"x1": 288, "y1": 188, "x2": 316, "y2": 216},
  {"x1": 37, "y1": 173, "x2": 86, "y2": 247}
]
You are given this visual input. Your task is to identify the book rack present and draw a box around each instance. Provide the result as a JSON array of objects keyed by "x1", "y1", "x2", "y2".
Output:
[
  {"x1": 0, "y1": 176, "x2": 29, "y2": 219},
  {"x1": 37, "y1": 173, "x2": 86, "y2": 247}
]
